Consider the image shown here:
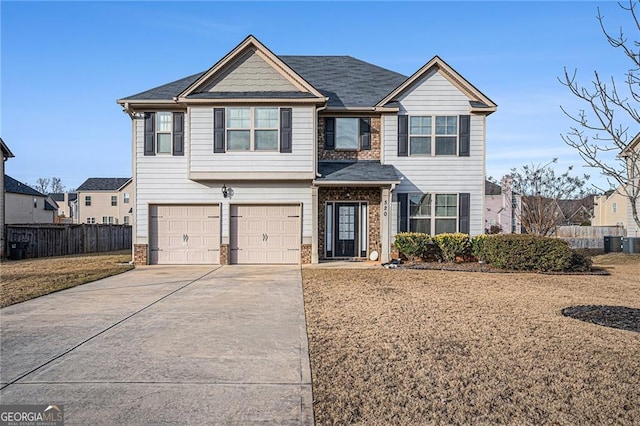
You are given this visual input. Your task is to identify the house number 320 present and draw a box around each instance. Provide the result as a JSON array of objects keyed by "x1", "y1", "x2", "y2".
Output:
[{"x1": 383, "y1": 200, "x2": 388, "y2": 217}]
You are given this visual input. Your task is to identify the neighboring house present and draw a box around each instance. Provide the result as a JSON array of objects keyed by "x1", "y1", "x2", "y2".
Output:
[
  {"x1": 557, "y1": 196, "x2": 594, "y2": 226},
  {"x1": 76, "y1": 178, "x2": 134, "y2": 225},
  {"x1": 484, "y1": 179, "x2": 521, "y2": 233},
  {"x1": 117, "y1": 35, "x2": 497, "y2": 265},
  {"x1": 1, "y1": 138, "x2": 15, "y2": 257},
  {"x1": 593, "y1": 187, "x2": 628, "y2": 227},
  {"x1": 620, "y1": 133, "x2": 640, "y2": 236},
  {"x1": 4, "y1": 175, "x2": 57, "y2": 224},
  {"x1": 50, "y1": 192, "x2": 78, "y2": 223}
]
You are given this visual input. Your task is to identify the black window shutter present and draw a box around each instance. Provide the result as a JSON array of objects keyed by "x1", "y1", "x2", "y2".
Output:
[
  {"x1": 280, "y1": 108, "x2": 292, "y2": 153},
  {"x1": 360, "y1": 118, "x2": 371, "y2": 150},
  {"x1": 213, "y1": 108, "x2": 225, "y2": 153},
  {"x1": 459, "y1": 115, "x2": 470, "y2": 157},
  {"x1": 459, "y1": 193, "x2": 470, "y2": 234},
  {"x1": 325, "y1": 118, "x2": 335, "y2": 150},
  {"x1": 173, "y1": 112, "x2": 184, "y2": 156},
  {"x1": 144, "y1": 112, "x2": 155, "y2": 156},
  {"x1": 398, "y1": 115, "x2": 408, "y2": 157},
  {"x1": 398, "y1": 193, "x2": 408, "y2": 232}
]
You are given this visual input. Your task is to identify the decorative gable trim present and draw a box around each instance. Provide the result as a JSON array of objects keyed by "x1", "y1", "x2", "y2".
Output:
[
  {"x1": 376, "y1": 56, "x2": 497, "y2": 114},
  {"x1": 177, "y1": 35, "x2": 326, "y2": 101}
]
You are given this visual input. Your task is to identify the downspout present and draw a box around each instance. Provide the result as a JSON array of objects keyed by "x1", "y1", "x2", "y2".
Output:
[{"x1": 315, "y1": 102, "x2": 328, "y2": 179}]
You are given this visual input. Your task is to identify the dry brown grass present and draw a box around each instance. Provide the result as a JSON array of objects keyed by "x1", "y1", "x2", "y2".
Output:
[
  {"x1": 1, "y1": 250, "x2": 133, "y2": 307},
  {"x1": 302, "y1": 254, "x2": 640, "y2": 425}
]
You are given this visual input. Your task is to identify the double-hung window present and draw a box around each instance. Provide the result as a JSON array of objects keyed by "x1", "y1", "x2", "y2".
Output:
[
  {"x1": 408, "y1": 193, "x2": 458, "y2": 235},
  {"x1": 85, "y1": 196, "x2": 91, "y2": 206},
  {"x1": 408, "y1": 115, "x2": 458, "y2": 156},
  {"x1": 111, "y1": 196, "x2": 117, "y2": 206},
  {"x1": 226, "y1": 107, "x2": 279, "y2": 151},
  {"x1": 335, "y1": 118, "x2": 359, "y2": 150},
  {"x1": 123, "y1": 193, "x2": 130, "y2": 204},
  {"x1": 156, "y1": 112, "x2": 172, "y2": 154}
]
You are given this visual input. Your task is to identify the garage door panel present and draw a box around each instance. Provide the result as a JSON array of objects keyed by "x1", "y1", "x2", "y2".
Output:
[
  {"x1": 230, "y1": 204, "x2": 300, "y2": 264},
  {"x1": 150, "y1": 204, "x2": 220, "y2": 265}
]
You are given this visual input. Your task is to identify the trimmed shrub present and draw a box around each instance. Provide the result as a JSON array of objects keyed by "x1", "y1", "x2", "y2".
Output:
[
  {"x1": 393, "y1": 233, "x2": 439, "y2": 261},
  {"x1": 473, "y1": 234, "x2": 591, "y2": 272},
  {"x1": 433, "y1": 233, "x2": 472, "y2": 262},
  {"x1": 471, "y1": 234, "x2": 489, "y2": 261}
]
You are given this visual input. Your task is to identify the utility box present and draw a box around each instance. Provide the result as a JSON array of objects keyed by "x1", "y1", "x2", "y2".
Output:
[
  {"x1": 603, "y1": 236, "x2": 623, "y2": 253},
  {"x1": 622, "y1": 237, "x2": 640, "y2": 254}
]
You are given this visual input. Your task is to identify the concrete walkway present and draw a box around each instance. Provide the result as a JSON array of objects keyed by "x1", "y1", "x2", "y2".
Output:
[{"x1": 0, "y1": 265, "x2": 313, "y2": 425}]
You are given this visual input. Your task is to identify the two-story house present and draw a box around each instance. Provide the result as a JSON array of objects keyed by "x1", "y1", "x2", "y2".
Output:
[
  {"x1": 485, "y1": 179, "x2": 521, "y2": 234},
  {"x1": 117, "y1": 35, "x2": 496, "y2": 265},
  {"x1": 50, "y1": 192, "x2": 78, "y2": 223},
  {"x1": 76, "y1": 178, "x2": 134, "y2": 225},
  {"x1": 621, "y1": 133, "x2": 640, "y2": 236},
  {"x1": 4, "y1": 175, "x2": 57, "y2": 224}
]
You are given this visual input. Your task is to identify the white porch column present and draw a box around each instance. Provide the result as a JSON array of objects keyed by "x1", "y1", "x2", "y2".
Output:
[
  {"x1": 381, "y1": 187, "x2": 391, "y2": 263},
  {"x1": 311, "y1": 185, "x2": 319, "y2": 263}
]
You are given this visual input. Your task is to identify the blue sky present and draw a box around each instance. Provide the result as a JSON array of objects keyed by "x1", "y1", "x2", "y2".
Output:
[{"x1": 1, "y1": 1, "x2": 635, "y2": 191}]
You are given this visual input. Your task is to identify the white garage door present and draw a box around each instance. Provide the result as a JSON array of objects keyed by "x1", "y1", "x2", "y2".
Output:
[
  {"x1": 230, "y1": 205, "x2": 300, "y2": 264},
  {"x1": 149, "y1": 205, "x2": 220, "y2": 265}
]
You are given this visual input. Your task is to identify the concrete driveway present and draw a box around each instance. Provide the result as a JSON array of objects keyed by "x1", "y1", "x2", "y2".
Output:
[{"x1": 0, "y1": 265, "x2": 313, "y2": 425}]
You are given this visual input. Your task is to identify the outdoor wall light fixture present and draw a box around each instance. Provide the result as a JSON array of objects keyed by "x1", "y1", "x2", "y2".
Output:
[{"x1": 221, "y1": 184, "x2": 232, "y2": 198}]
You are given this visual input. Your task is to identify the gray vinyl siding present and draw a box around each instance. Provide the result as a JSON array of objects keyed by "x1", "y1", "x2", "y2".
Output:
[
  {"x1": 134, "y1": 119, "x2": 312, "y2": 245},
  {"x1": 203, "y1": 48, "x2": 299, "y2": 93},
  {"x1": 384, "y1": 69, "x2": 486, "y2": 237},
  {"x1": 189, "y1": 106, "x2": 314, "y2": 173}
]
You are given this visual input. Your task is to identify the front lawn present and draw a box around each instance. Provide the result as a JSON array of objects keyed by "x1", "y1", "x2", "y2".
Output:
[
  {"x1": 302, "y1": 254, "x2": 640, "y2": 424},
  {"x1": 1, "y1": 250, "x2": 133, "y2": 307}
]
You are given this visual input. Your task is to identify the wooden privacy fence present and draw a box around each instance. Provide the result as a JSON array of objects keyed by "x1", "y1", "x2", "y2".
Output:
[
  {"x1": 5, "y1": 224, "x2": 132, "y2": 258},
  {"x1": 553, "y1": 225, "x2": 626, "y2": 249}
]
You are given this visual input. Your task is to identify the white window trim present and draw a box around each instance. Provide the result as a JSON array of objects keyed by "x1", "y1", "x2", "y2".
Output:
[
  {"x1": 409, "y1": 115, "x2": 458, "y2": 157},
  {"x1": 334, "y1": 117, "x2": 361, "y2": 151},
  {"x1": 111, "y1": 195, "x2": 118, "y2": 206},
  {"x1": 156, "y1": 111, "x2": 173, "y2": 155},
  {"x1": 85, "y1": 196, "x2": 91, "y2": 206},
  {"x1": 226, "y1": 107, "x2": 279, "y2": 152}
]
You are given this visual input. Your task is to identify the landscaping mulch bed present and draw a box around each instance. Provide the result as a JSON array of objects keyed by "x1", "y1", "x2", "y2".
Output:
[
  {"x1": 400, "y1": 260, "x2": 610, "y2": 275},
  {"x1": 562, "y1": 305, "x2": 640, "y2": 333}
]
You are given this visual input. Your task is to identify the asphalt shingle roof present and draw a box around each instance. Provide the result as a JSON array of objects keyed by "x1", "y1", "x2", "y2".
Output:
[
  {"x1": 4, "y1": 175, "x2": 45, "y2": 197},
  {"x1": 280, "y1": 56, "x2": 407, "y2": 107},
  {"x1": 317, "y1": 161, "x2": 400, "y2": 182},
  {"x1": 119, "y1": 56, "x2": 408, "y2": 108},
  {"x1": 77, "y1": 178, "x2": 131, "y2": 191},
  {"x1": 50, "y1": 192, "x2": 78, "y2": 202}
]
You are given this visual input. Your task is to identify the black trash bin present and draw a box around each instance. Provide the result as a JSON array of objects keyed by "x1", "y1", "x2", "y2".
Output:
[
  {"x1": 622, "y1": 237, "x2": 640, "y2": 254},
  {"x1": 8, "y1": 242, "x2": 28, "y2": 260},
  {"x1": 604, "y1": 236, "x2": 623, "y2": 253}
]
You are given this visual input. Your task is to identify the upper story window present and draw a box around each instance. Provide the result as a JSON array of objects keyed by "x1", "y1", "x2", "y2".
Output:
[
  {"x1": 123, "y1": 193, "x2": 130, "y2": 204},
  {"x1": 226, "y1": 107, "x2": 279, "y2": 151},
  {"x1": 85, "y1": 196, "x2": 92, "y2": 206},
  {"x1": 409, "y1": 116, "x2": 457, "y2": 156},
  {"x1": 111, "y1": 195, "x2": 118, "y2": 206},
  {"x1": 398, "y1": 115, "x2": 469, "y2": 158},
  {"x1": 612, "y1": 202, "x2": 617, "y2": 213},
  {"x1": 156, "y1": 112, "x2": 172, "y2": 154},
  {"x1": 144, "y1": 112, "x2": 184, "y2": 156},
  {"x1": 324, "y1": 117, "x2": 371, "y2": 151},
  {"x1": 33, "y1": 198, "x2": 38, "y2": 208}
]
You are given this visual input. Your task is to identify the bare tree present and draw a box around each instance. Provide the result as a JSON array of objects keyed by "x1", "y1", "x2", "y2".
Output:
[
  {"x1": 50, "y1": 177, "x2": 65, "y2": 193},
  {"x1": 507, "y1": 159, "x2": 589, "y2": 236},
  {"x1": 560, "y1": 0, "x2": 640, "y2": 230},
  {"x1": 33, "y1": 177, "x2": 50, "y2": 194}
]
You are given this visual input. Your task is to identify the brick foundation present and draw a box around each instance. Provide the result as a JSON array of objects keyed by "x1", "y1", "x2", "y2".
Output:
[
  {"x1": 318, "y1": 116, "x2": 381, "y2": 161},
  {"x1": 220, "y1": 244, "x2": 229, "y2": 265},
  {"x1": 133, "y1": 244, "x2": 148, "y2": 265},
  {"x1": 318, "y1": 187, "x2": 381, "y2": 260},
  {"x1": 301, "y1": 244, "x2": 312, "y2": 264}
]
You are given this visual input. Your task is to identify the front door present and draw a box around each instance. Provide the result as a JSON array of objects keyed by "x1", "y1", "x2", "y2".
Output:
[{"x1": 335, "y1": 203, "x2": 357, "y2": 257}]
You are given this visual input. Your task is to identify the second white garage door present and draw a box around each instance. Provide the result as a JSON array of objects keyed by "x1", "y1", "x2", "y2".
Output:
[{"x1": 230, "y1": 205, "x2": 300, "y2": 264}]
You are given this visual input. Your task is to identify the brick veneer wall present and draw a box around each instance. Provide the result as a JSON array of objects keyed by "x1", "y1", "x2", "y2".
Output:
[
  {"x1": 318, "y1": 116, "x2": 381, "y2": 161},
  {"x1": 220, "y1": 244, "x2": 229, "y2": 265},
  {"x1": 133, "y1": 244, "x2": 148, "y2": 265},
  {"x1": 318, "y1": 187, "x2": 381, "y2": 259},
  {"x1": 301, "y1": 244, "x2": 312, "y2": 264}
]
